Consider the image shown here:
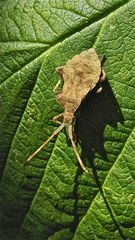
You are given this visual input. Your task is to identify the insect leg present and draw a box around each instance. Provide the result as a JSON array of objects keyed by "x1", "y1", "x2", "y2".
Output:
[
  {"x1": 53, "y1": 113, "x2": 64, "y2": 125},
  {"x1": 68, "y1": 124, "x2": 89, "y2": 174},
  {"x1": 96, "y1": 84, "x2": 102, "y2": 93},
  {"x1": 53, "y1": 79, "x2": 63, "y2": 94},
  {"x1": 25, "y1": 123, "x2": 65, "y2": 164},
  {"x1": 99, "y1": 69, "x2": 106, "y2": 82}
]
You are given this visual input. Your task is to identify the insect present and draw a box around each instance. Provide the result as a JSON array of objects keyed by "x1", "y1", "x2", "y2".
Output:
[{"x1": 26, "y1": 48, "x2": 106, "y2": 176}]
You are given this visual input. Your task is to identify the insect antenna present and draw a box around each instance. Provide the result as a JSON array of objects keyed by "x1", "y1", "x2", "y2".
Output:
[
  {"x1": 25, "y1": 123, "x2": 65, "y2": 164},
  {"x1": 68, "y1": 124, "x2": 93, "y2": 178}
]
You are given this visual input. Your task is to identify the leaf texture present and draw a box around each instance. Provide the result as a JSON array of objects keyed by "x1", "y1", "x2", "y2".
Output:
[{"x1": 0, "y1": 0, "x2": 135, "y2": 239}]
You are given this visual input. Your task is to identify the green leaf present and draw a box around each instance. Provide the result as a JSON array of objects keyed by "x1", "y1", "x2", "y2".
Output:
[{"x1": 0, "y1": 0, "x2": 135, "y2": 240}]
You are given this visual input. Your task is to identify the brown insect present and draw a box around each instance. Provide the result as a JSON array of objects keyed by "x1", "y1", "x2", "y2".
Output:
[{"x1": 26, "y1": 48, "x2": 106, "y2": 176}]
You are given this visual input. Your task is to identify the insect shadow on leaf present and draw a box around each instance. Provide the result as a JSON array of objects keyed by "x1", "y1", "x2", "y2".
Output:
[
  {"x1": 74, "y1": 80, "x2": 124, "y2": 179},
  {"x1": 25, "y1": 49, "x2": 110, "y2": 178},
  {"x1": 71, "y1": 80, "x2": 125, "y2": 238}
]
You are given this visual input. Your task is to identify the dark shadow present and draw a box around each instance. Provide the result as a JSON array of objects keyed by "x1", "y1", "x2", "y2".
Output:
[
  {"x1": 70, "y1": 167, "x2": 82, "y2": 234},
  {"x1": 72, "y1": 80, "x2": 126, "y2": 238},
  {"x1": 74, "y1": 80, "x2": 124, "y2": 173}
]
